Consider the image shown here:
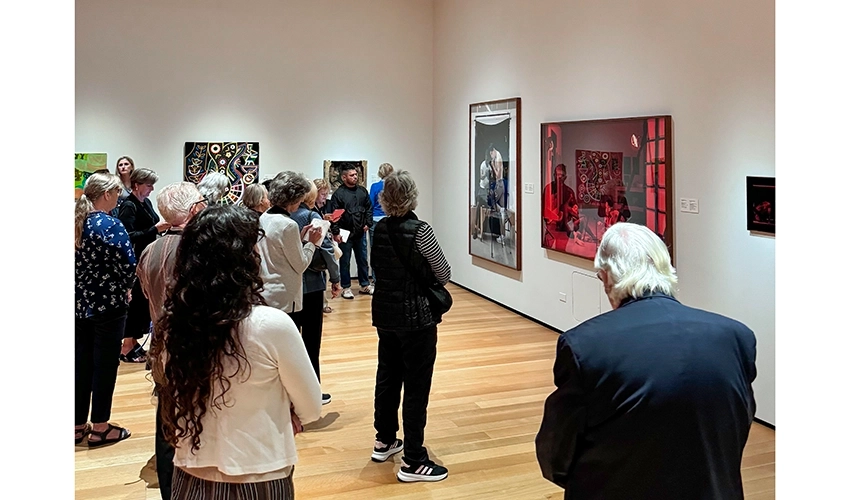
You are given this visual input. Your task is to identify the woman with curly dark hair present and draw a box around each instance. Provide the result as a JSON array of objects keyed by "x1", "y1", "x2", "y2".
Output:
[{"x1": 157, "y1": 205, "x2": 321, "y2": 499}]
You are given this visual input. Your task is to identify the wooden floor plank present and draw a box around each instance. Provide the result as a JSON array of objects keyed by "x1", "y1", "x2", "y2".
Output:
[{"x1": 75, "y1": 283, "x2": 774, "y2": 499}]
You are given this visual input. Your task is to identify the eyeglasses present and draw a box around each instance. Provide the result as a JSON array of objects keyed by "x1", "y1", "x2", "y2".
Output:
[
  {"x1": 595, "y1": 270, "x2": 604, "y2": 281},
  {"x1": 191, "y1": 196, "x2": 209, "y2": 209}
]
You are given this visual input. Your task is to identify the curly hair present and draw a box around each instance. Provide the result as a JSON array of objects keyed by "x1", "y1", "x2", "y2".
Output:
[{"x1": 157, "y1": 205, "x2": 266, "y2": 452}]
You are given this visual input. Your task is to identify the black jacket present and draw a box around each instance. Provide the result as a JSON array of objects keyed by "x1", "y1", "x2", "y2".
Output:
[
  {"x1": 536, "y1": 294, "x2": 756, "y2": 500},
  {"x1": 117, "y1": 194, "x2": 161, "y2": 259},
  {"x1": 371, "y1": 213, "x2": 440, "y2": 331},
  {"x1": 328, "y1": 183, "x2": 372, "y2": 239}
]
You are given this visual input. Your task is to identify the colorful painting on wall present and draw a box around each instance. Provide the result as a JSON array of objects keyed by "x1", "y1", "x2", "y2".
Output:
[
  {"x1": 746, "y1": 176, "x2": 775, "y2": 234},
  {"x1": 184, "y1": 142, "x2": 259, "y2": 204},
  {"x1": 323, "y1": 160, "x2": 368, "y2": 193},
  {"x1": 541, "y1": 115, "x2": 673, "y2": 261},
  {"x1": 74, "y1": 153, "x2": 108, "y2": 199},
  {"x1": 468, "y1": 97, "x2": 522, "y2": 271}
]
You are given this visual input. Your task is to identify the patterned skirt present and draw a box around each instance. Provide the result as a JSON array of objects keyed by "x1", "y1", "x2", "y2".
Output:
[{"x1": 172, "y1": 467, "x2": 294, "y2": 500}]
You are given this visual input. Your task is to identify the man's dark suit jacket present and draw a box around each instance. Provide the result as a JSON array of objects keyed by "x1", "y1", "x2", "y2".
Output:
[{"x1": 536, "y1": 293, "x2": 757, "y2": 500}]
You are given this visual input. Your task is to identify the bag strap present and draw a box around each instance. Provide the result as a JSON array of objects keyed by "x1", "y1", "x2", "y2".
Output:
[{"x1": 386, "y1": 222, "x2": 434, "y2": 289}]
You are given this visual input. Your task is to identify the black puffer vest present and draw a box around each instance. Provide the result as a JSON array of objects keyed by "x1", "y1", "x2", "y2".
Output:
[{"x1": 371, "y1": 212, "x2": 440, "y2": 331}]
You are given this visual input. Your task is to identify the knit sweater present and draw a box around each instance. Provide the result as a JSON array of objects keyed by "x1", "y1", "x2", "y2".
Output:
[{"x1": 257, "y1": 210, "x2": 316, "y2": 312}]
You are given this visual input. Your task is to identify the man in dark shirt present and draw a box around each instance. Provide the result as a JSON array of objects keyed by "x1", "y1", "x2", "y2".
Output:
[
  {"x1": 328, "y1": 164, "x2": 373, "y2": 298},
  {"x1": 536, "y1": 222, "x2": 757, "y2": 500}
]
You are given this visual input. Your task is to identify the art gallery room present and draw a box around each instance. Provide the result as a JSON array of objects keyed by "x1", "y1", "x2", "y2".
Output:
[{"x1": 27, "y1": 0, "x2": 835, "y2": 498}]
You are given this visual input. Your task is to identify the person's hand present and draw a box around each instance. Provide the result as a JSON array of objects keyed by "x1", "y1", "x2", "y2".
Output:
[
  {"x1": 155, "y1": 221, "x2": 172, "y2": 233},
  {"x1": 331, "y1": 282, "x2": 342, "y2": 298},
  {"x1": 333, "y1": 234, "x2": 342, "y2": 243},
  {"x1": 323, "y1": 214, "x2": 334, "y2": 221},
  {"x1": 363, "y1": 225, "x2": 368, "y2": 233},
  {"x1": 290, "y1": 410, "x2": 303, "y2": 435},
  {"x1": 126, "y1": 289, "x2": 132, "y2": 302},
  {"x1": 299, "y1": 225, "x2": 312, "y2": 241},
  {"x1": 307, "y1": 226, "x2": 323, "y2": 246}
]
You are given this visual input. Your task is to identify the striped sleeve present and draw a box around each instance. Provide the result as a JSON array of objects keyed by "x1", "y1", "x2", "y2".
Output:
[{"x1": 415, "y1": 223, "x2": 451, "y2": 285}]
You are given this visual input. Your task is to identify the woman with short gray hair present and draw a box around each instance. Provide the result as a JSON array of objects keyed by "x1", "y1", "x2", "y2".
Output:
[
  {"x1": 197, "y1": 171, "x2": 231, "y2": 204},
  {"x1": 369, "y1": 170, "x2": 451, "y2": 482},
  {"x1": 256, "y1": 171, "x2": 324, "y2": 314}
]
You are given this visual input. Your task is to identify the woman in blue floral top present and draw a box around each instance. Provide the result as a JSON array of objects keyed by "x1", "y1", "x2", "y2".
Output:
[{"x1": 74, "y1": 172, "x2": 137, "y2": 447}]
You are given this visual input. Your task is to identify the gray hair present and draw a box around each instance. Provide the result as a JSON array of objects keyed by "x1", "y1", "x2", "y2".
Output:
[
  {"x1": 75, "y1": 172, "x2": 122, "y2": 248},
  {"x1": 197, "y1": 171, "x2": 231, "y2": 204},
  {"x1": 156, "y1": 182, "x2": 201, "y2": 226},
  {"x1": 268, "y1": 171, "x2": 312, "y2": 208},
  {"x1": 594, "y1": 222, "x2": 677, "y2": 305},
  {"x1": 378, "y1": 162, "x2": 394, "y2": 179},
  {"x1": 241, "y1": 183, "x2": 269, "y2": 211},
  {"x1": 130, "y1": 167, "x2": 159, "y2": 188},
  {"x1": 379, "y1": 170, "x2": 418, "y2": 217}
]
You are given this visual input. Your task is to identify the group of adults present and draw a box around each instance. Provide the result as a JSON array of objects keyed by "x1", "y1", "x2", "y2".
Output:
[
  {"x1": 75, "y1": 158, "x2": 455, "y2": 498},
  {"x1": 76, "y1": 156, "x2": 758, "y2": 500}
]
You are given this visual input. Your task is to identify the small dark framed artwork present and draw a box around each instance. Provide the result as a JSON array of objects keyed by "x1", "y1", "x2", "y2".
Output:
[{"x1": 746, "y1": 176, "x2": 775, "y2": 234}]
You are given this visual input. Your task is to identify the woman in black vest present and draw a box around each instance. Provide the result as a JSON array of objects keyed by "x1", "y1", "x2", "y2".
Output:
[
  {"x1": 369, "y1": 170, "x2": 451, "y2": 483},
  {"x1": 117, "y1": 168, "x2": 171, "y2": 362}
]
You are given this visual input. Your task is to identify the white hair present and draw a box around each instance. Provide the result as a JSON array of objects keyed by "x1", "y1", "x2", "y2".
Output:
[
  {"x1": 156, "y1": 182, "x2": 201, "y2": 226},
  {"x1": 594, "y1": 222, "x2": 677, "y2": 305},
  {"x1": 197, "y1": 171, "x2": 230, "y2": 203}
]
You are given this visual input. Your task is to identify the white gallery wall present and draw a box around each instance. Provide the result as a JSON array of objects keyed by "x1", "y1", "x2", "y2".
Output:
[
  {"x1": 432, "y1": 0, "x2": 775, "y2": 424},
  {"x1": 75, "y1": 0, "x2": 435, "y2": 220}
]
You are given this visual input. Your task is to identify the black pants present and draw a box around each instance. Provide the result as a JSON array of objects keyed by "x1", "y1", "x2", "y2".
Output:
[
  {"x1": 288, "y1": 290, "x2": 324, "y2": 382},
  {"x1": 373, "y1": 326, "x2": 438, "y2": 462},
  {"x1": 155, "y1": 388, "x2": 175, "y2": 500},
  {"x1": 124, "y1": 279, "x2": 151, "y2": 340},
  {"x1": 75, "y1": 309, "x2": 126, "y2": 425}
]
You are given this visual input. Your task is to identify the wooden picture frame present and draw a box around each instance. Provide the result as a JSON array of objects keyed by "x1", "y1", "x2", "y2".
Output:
[
  {"x1": 468, "y1": 97, "x2": 522, "y2": 270},
  {"x1": 323, "y1": 160, "x2": 368, "y2": 194},
  {"x1": 540, "y1": 115, "x2": 673, "y2": 260}
]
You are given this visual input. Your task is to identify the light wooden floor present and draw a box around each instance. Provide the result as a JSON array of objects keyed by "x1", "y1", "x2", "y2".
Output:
[{"x1": 75, "y1": 283, "x2": 775, "y2": 499}]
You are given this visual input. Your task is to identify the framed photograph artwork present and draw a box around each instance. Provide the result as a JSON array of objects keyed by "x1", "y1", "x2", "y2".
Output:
[
  {"x1": 746, "y1": 176, "x2": 775, "y2": 234},
  {"x1": 468, "y1": 97, "x2": 522, "y2": 270},
  {"x1": 541, "y1": 115, "x2": 673, "y2": 260},
  {"x1": 323, "y1": 160, "x2": 368, "y2": 193},
  {"x1": 184, "y1": 142, "x2": 260, "y2": 204}
]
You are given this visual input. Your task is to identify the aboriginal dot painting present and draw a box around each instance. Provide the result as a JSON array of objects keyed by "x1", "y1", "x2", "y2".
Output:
[
  {"x1": 575, "y1": 150, "x2": 624, "y2": 207},
  {"x1": 183, "y1": 142, "x2": 259, "y2": 204}
]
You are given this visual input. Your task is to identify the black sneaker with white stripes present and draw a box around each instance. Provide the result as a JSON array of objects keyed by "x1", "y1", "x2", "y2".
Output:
[
  {"x1": 371, "y1": 438, "x2": 403, "y2": 462},
  {"x1": 321, "y1": 393, "x2": 332, "y2": 405},
  {"x1": 396, "y1": 457, "x2": 448, "y2": 482}
]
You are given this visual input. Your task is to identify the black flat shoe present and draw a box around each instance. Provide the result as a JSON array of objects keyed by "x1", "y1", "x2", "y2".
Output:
[
  {"x1": 120, "y1": 343, "x2": 147, "y2": 363},
  {"x1": 88, "y1": 423, "x2": 131, "y2": 448},
  {"x1": 75, "y1": 423, "x2": 91, "y2": 445}
]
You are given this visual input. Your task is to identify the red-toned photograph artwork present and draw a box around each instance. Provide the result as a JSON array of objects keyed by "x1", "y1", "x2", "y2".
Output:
[{"x1": 541, "y1": 116, "x2": 673, "y2": 261}]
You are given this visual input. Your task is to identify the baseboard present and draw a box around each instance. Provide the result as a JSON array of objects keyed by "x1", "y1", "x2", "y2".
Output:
[
  {"x1": 754, "y1": 417, "x2": 775, "y2": 430},
  {"x1": 449, "y1": 280, "x2": 561, "y2": 334},
  {"x1": 450, "y1": 280, "x2": 776, "y2": 430}
]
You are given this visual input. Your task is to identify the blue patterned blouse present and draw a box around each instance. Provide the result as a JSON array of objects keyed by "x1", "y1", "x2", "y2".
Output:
[{"x1": 75, "y1": 211, "x2": 138, "y2": 319}]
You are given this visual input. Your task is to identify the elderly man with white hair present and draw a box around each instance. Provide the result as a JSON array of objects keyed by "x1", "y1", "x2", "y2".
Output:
[
  {"x1": 136, "y1": 181, "x2": 208, "y2": 500},
  {"x1": 536, "y1": 222, "x2": 757, "y2": 500}
]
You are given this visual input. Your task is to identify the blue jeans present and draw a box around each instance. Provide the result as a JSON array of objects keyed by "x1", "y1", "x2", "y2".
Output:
[{"x1": 339, "y1": 234, "x2": 370, "y2": 289}]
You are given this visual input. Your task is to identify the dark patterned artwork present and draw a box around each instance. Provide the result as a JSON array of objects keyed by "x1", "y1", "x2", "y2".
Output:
[
  {"x1": 575, "y1": 150, "x2": 624, "y2": 207},
  {"x1": 746, "y1": 176, "x2": 775, "y2": 234},
  {"x1": 184, "y1": 142, "x2": 259, "y2": 204}
]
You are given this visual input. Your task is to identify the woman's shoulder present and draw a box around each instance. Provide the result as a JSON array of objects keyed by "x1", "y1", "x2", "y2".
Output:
[{"x1": 245, "y1": 306, "x2": 299, "y2": 338}]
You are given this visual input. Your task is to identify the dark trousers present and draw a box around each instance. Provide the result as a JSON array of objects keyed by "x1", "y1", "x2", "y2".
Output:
[
  {"x1": 155, "y1": 389, "x2": 175, "y2": 500},
  {"x1": 75, "y1": 309, "x2": 126, "y2": 425},
  {"x1": 338, "y1": 234, "x2": 369, "y2": 289},
  {"x1": 288, "y1": 290, "x2": 324, "y2": 382},
  {"x1": 374, "y1": 326, "x2": 438, "y2": 462},
  {"x1": 124, "y1": 279, "x2": 151, "y2": 340}
]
